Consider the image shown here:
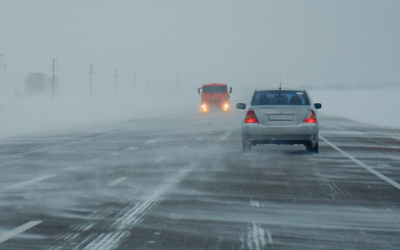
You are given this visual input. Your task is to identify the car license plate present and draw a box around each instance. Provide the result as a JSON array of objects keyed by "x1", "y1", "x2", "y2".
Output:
[{"x1": 268, "y1": 115, "x2": 294, "y2": 121}]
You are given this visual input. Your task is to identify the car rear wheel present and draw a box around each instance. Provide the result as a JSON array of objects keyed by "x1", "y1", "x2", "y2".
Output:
[
  {"x1": 306, "y1": 141, "x2": 319, "y2": 153},
  {"x1": 242, "y1": 140, "x2": 252, "y2": 152},
  {"x1": 313, "y1": 143, "x2": 319, "y2": 153}
]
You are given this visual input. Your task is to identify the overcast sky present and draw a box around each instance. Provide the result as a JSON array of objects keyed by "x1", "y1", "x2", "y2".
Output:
[{"x1": 0, "y1": 0, "x2": 399, "y2": 96}]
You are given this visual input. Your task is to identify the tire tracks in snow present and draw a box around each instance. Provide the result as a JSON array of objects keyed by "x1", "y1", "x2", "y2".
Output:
[{"x1": 82, "y1": 163, "x2": 197, "y2": 250}]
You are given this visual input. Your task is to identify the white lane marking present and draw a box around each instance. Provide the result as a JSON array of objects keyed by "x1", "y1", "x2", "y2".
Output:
[
  {"x1": 62, "y1": 158, "x2": 99, "y2": 171},
  {"x1": 267, "y1": 231, "x2": 273, "y2": 244},
  {"x1": 320, "y1": 135, "x2": 400, "y2": 190},
  {"x1": 145, "y1": 137, "x2": 163, "y2": 144},
  {"x1": 125, "y1": 147, "x2": 138, "y2": 151},
  {"x1": 249, "y1": 223, "x2": 270, "y2": 248},
  {"x1": 0, "y1": 131, "x2": 125, "y2": 160},
  {"x1": 250, "y1": 199, "x2": 260, "y2": 207},
  {"x1": 218, "y1": 131, "x2": 233, "y2": 141},
  {"x1": 0, "y1": 221, "x2": 42, "y2": 243},
  {"x1": 251, "y1": 222, "x2": 261, "y2": 250},
  {"x1": 107, "y1": 177, "x2": 128, "y2": 187},
  {"x1": 62, "y1": 167, "x2": 79, "y2": 171},
  {"x1": 154, "y1": 157, "x2": 165, "y2": 163},
  {"x1": 239, "y1": 236, "x2": 245, "y2": 250},
  {"x1": 83, "y1": 223, "x2": 96, "y2": 231},
  {"x1": 83, "y1": 164, "x2": 196, "y2": 250},
  {"x1": 3, "y1": 175, "x2": 56, "y2": 190},
  {"x1": 0, "y1": 159, "x2": 25, "y2": 167},
  {"x1": 0, "y1": 166, "x2": 25, "y2": 174}
]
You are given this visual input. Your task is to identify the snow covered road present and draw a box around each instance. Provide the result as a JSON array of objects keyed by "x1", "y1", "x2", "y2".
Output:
[{"x1": 1, "y1": 113, "x2": 400, "y2": 249}]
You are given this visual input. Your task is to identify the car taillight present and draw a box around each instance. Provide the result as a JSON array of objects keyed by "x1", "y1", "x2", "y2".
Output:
[
  {"x1": 304, "y1": 110, "x2": 317, "y2": 123},
  {"x1": 245, "y1": 110, "x2": 258, "y2": 123}
]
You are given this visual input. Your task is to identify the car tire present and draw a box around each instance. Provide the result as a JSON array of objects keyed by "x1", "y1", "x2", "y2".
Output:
[
  {"x1": 306, "y1": 141, "x2": 319, "y2": 154},
  {"x1": 306, "y1": 142, "x2": 313, "y2": 152},
  {"x1": 242, "y1": 140, "x2": 252, "y2": 152},
  {"x1": 313, "y1": 143, "x2": 319, "y2": 153}
]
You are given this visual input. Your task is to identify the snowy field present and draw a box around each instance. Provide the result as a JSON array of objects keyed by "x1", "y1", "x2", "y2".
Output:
[
  {"x1": 308, "y1": 84, "x2": 400, "y2": 129},
  {"x1": 0, "y1": 92, "x2": 200, "y2": 139},
  {"x1": 0, "y1": 84, "x2": 399, "y2": 139}
]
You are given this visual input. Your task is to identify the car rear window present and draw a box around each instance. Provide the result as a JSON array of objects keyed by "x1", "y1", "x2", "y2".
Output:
[{"x1": 251, "y1": 90, "x2": 310, "y2": 106}]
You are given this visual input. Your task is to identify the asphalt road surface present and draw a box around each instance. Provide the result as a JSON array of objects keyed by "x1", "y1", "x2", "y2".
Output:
[{"x1": 1, "y1": 112, "x2": 400, "y2": 250}]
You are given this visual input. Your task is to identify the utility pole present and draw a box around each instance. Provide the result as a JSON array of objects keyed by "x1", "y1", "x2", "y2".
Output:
[
  {"x1": 50, "y1": 58, "x2": 59, "y2": 100},
  {"x1": 176, "y1": 74, "x2": 179, "y2": 90},
  {"x1": 89, "y1": 65, "x2": 95, "y2": 96},
  {"x1": 0, "y1": 54, "x2": 6, "y2": 70},
  {"x1": 134, "y1": 73, "x2": 137, "y2": 94},
  {"x1": 114, "y1": 69, "x2": 119, "y2": 92}
]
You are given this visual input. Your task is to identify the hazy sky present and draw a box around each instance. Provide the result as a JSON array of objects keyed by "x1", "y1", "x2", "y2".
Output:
[{"x1": 1, "y1": 0, "x2": 399, "y2": 96}]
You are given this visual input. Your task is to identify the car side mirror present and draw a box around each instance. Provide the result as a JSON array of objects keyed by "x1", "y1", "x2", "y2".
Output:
[
  {"x1": 236, "y1": 103, "x2": 246, "y2": 109},
  {"x1": 229, "y1": 87, "x2": 232, "y2": 94},
  {"x1": 314, "y1": 103, "x2": 322, "y2": 109},
  {"x1": 198, "y1": 88, "x2": 201, "y2": 94}
]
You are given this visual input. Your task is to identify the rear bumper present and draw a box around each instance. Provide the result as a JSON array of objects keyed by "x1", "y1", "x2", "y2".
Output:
[
  {"x1": 242, "y1": 123, "x2": 319, "y2": 145},
  {"x1": 201, "y1": 105, "x2": 230, "y2": 112}
]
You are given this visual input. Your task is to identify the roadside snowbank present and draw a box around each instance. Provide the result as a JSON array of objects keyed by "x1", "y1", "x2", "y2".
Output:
[
  {"x1": 308, "y1": 84, "x2": 400, "y2": 129},
  {"x1": 233, "y1": 83, "x2": 400, "y2": 130},
  {"x1": 0, "y1": 92, "x2": 199, "y2": 139}
]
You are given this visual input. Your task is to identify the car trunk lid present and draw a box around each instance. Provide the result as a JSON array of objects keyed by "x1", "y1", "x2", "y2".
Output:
[{"x1": 253, "y1": 106, "x2": 310, "y2": 125}]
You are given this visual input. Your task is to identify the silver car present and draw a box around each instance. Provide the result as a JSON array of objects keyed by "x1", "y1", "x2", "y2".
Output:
[{"x1": 236, "y1": 89, "x2": 321, "y2": 153}]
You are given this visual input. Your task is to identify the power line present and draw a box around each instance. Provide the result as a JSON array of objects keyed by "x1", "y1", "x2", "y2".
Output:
[{"x1": 176, "y1": 74, "x2": 179, "y2": 90}]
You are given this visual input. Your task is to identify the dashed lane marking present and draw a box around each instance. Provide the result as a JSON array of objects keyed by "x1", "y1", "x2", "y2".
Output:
[
  {"x1": 267, "y1": 231, "x2": 273, "y2": 244},
  {"x1": 248, "y1": 222, "x2": 268, "y2": 250},
  {"x1": 62, "y1": 167, "x2": 79, "y2": 171},
  {"x1": 107, "y1": 177, "x2": 128, "y2": 187},
  {"x1": 320, "y1": 135, "x2": 400, "y2": 191},
  {"x1": 145, "y1": 137, "x2": 164, "y2": 144},
  {"x1": 0, "y1": 166, "x2": 25, "y2": 174},
  {"x1": 2, "y1": 175, "x2": 56, "y2": 190},
  {"x1": 0, "y1": 221, "x2": 42, "y2": 243},
  {"x1": 0, "y1": 159, "x2": 25, "y2": 167},
  {"x1": 125, "y1": 147, "x2": 138, "y2": 151},
  {"x1": 61, "y1": 158, "x2": 99, "y2": 172},
  {"x1": 154, "y1": 157, "x2": 165, "y2": 163},
  {"x1": 83, "y1": 164, "x2": 197, "y2": 250},
  {"x1": 218, "y1": 131, "x2": 233, "y2": 141}
]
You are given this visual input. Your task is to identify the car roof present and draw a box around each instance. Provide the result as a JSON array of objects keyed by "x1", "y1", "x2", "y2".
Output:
[{"x1": 255, "y1": 88, "x2": 306, "y2": 92}]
